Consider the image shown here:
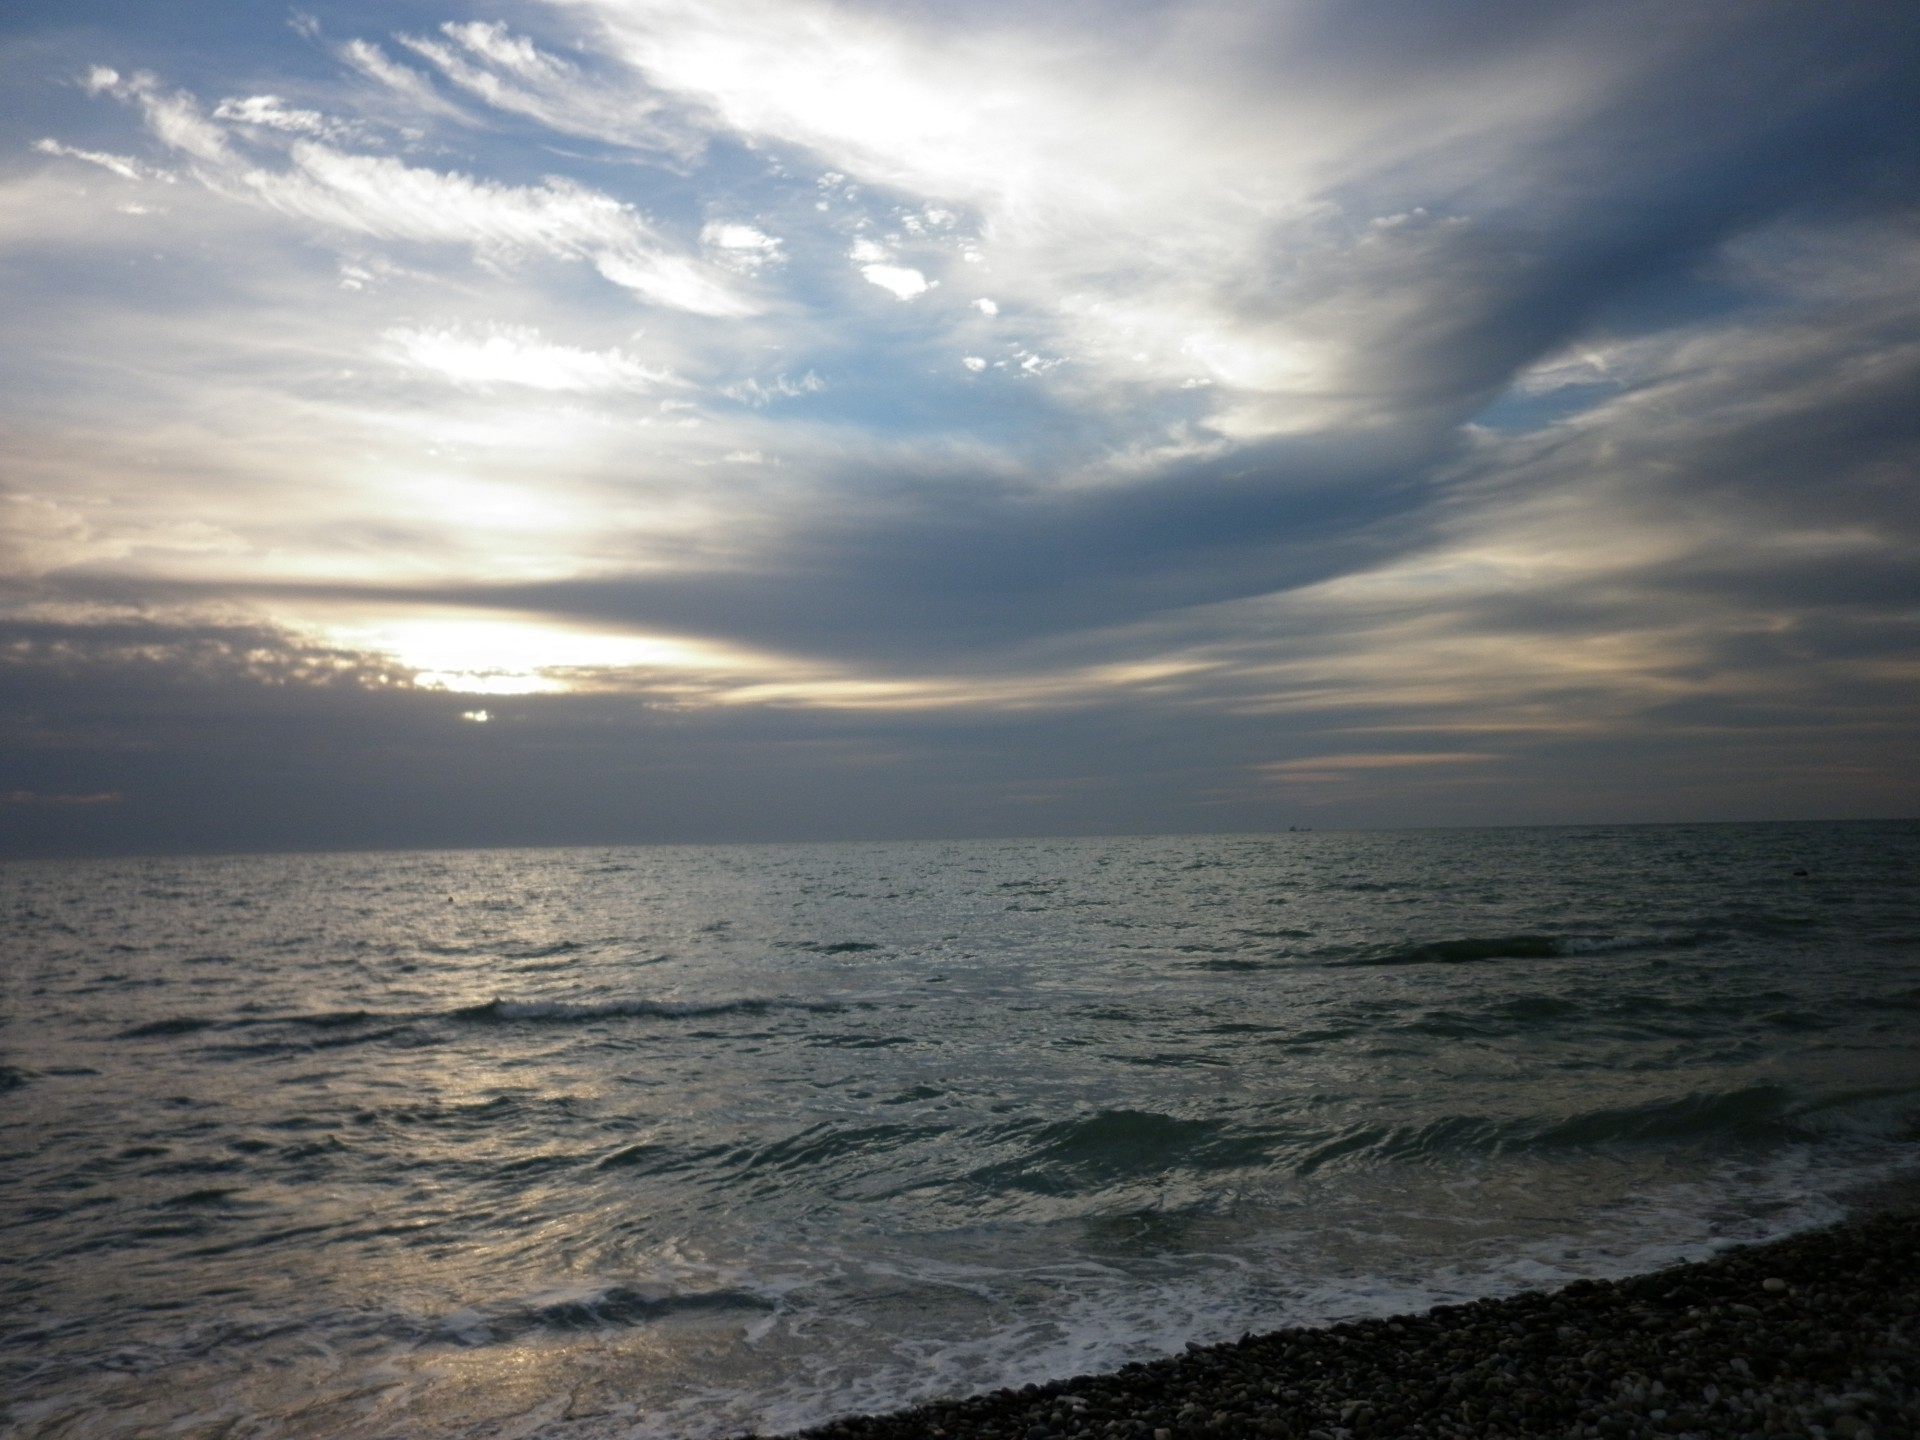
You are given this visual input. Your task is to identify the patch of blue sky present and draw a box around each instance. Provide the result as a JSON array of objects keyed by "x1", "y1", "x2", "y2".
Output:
[{"x1": 1469, "y1": 380, "x2": 1619, "y2": 434}]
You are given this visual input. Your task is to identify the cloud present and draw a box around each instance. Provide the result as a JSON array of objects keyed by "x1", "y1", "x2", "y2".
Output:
[
  {"x1": 0, "y1": 608, "x2": 411, "y2": 691},
  {"x1": 859, "y1": 263, "x2": 930, "y2": 300},
  {"x1": 90, "y1": 70, "x2": 753, "y2": 316},
  {"x1": 394, "y1": 20, "x2": 700, "y2": 160},
  {"x1": 338, "y1": 38, "x2": 471, "y2": 120},
  {"x1": 1260, "y1": 754, "x2": 1498, "y2": 775},
  {"x1": 702, "y1": 221, "x2": 782, "y2": 273},
  {"x1": 722, "y1": 371, "x2": 827, "y2": 405},
  {"x1": 3, "y1": 790, "x2": 125, "y2": 807},
  {"x1": 703, "y1": 222, "x2": 779, "y2": 252},
  {"x1": 32, "y1": 138, "x2": 170, "y2": 182},
  {"x1": 243, "y1": 142, "x2": 744, "y2": 309},
  {"x1": 552, "y1": 0, "x2": 1920, "y2": 445},
  {"x1": 5, "y1": 0, "x2": 1919, "y2": 845},
  {"x1": 382, "y1": 325, "x2": 676, "y2": 392},
  {"x1": 1, "y1": 491, "x2": 250, "y2": 579},
  {"x1": 211, "y1": 94, "x2": 367, "y2": 143}
]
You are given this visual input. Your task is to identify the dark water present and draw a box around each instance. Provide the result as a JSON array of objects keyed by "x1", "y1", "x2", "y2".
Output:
[{"x1": 3, "y1": 822, "x2": 1917, "y2": 1438}]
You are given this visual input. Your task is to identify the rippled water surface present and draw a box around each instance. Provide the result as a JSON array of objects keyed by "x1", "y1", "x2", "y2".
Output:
[{"x1": 3, "y1": 823, "x2": 1918, "y2": 1438}]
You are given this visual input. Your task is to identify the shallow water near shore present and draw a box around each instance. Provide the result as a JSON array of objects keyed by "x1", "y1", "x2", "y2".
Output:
[{"x1": 3, "y1": 821, "x2": 1918, "y2": 1438}]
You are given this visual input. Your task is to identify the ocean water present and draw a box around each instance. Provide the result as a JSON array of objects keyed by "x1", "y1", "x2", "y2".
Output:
[{"x1": 3, "y1": 822, "x2": 1918, "y2": 1439}]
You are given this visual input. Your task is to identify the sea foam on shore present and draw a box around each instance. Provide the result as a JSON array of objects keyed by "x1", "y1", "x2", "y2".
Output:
[{"x1": 775, "y1": 1205, "x2": 1919, "y2": 1440}]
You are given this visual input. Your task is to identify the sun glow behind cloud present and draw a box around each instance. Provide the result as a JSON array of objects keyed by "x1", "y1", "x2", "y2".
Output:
[{"x1": 321, "y1": 614, "x2": 756, "y2": 695}]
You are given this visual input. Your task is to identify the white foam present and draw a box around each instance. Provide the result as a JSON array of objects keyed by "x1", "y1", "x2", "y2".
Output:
[{"x1": 598, "y1": 1140, "x2": 1920, "y2": 1440}]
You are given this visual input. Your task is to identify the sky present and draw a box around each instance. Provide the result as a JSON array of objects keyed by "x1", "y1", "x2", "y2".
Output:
[{"x1": 2, "y1": 0, "x2": 1918, "y2": 855}]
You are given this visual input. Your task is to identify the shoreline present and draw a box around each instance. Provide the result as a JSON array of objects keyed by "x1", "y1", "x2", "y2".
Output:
[{"x1": 764, "y1": 1206, "x2": 1919, "y2": 1440}]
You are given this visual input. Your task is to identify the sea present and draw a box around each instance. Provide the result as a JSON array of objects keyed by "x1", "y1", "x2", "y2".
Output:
[{"x1": 3, "y1": 821, "x2": 1918, "y2": 1439}]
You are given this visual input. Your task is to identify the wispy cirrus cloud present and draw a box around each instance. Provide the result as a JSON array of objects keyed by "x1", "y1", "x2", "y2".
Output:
[
  {"x1": 83, "y1": 65, "x2": 754, "y2": 316},
  {"x1": 338, "y1": 37, "x2": 473, "y2": 120},
  {"x1": 210, "y1": 93, "x2": 369, "y2": 143},
  {"x1": 383, "y1": 324, "x2": 677, "y2": 392},
  {"x1": 394, "y1": 19, "x2": 700, "y2": 160},
  {"x1": 31, "y1": 137, "x2": 172, "y2": 182}
]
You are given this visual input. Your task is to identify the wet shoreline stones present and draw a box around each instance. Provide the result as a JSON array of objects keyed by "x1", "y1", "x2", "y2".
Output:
[{"x1": 764, "y1": 1210, "x2": 1918, "y2": 1440}]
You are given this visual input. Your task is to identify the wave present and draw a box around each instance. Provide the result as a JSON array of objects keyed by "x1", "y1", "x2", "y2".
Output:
[
  {"x1": 279, "y1": 1010, "x2": 376, "y2": 1029},
  {"x1": 451, "y1": 996, "x2": 846, "y2": 1024},
  {"x1": 967, "y1": 1110, "x2": 1270, "y2": 1195},
  {"x1": 1327, "y1": 929, "x2": 1708, "y2": 967},
  {"x1": 437, "y1": 1285, "x2": 774, "y2": 1346},
  {"x1": 119, "y1": 1016, "x2": 220, "y2": 1038},
  {"x1": 116, "y1": 995, "x2": 847, "y2": 1045},
  {"x1": 954, "y1": 1085, "x2": 1872, "y2": 1198},
  {"x1": 502, "y1": 939, "x2": 588, "y2": 959},
  {"x1": 1327, "y1": 934, "x2": 1559, "y2": 966},
  {"x1": 119, "y1": 1011, "x2": 397, "y2": 1053},
  {"x1": 1292, "y1": 1086, "x2": 1806, "y2": 1174}
]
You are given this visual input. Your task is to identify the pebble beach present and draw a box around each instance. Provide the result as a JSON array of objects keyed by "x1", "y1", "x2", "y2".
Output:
[{"x1": 772, "y1": 1206, "x2": 1919, "y2": 1440}]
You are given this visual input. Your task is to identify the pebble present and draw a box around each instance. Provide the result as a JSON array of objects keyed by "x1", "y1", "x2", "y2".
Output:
[{"x1": 762, "y1": 1209, "x2": 1920, "y2": 1440}]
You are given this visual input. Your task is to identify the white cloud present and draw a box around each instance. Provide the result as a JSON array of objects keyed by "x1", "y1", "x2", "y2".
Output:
[
  {"x1": 240, "y1": 143, "x2": 625, "y2": 246},
  {"x1": 439, "y1": 20, "x2": 568, "y2": 81},
  {"x1": 98, "y1": 72, "x2": 755, "y2": 316},
  {"x1": 393, "y1": 21, "x2": 697, "y2": 159},
  {"x1": 33, "y1": 138, "x2": 170, "y2": 182},
  {"x1": 338, "y1": 38, "x2": 470, "y2": 120},
  {"x1": 704, "y1": 222, "x2": 779, "y2": 252},
  {"x1": 396, "y1": 30, "x2": 547, "y2": 98},
  {"x1": 722, "y1": 371, "x2": 828, "y2": 406},
  {"x1": 383, "y1": 325, "x2": 675, "y2": 392},
  {"x1": 861, "y1": 263, "x2": 931, "y2": 300},
  {"x1": 136, "y1": 84, "x2": 234, "y2": 162},
  {"x1": 701, "y1": 220, "x2": 783, "y2": 273},
  {"x1": 541, "y1": 0, "x2": 1343, "y2": 412},
  {"x1": 591, "y1": 247, "x2": 759, "y2": 316},
  {"x1": 212, "y1": 94, "x2": 365, "y2": 142},
  {"x1": 546, "y1": 0, "x2": 1682, "y2": 438},
  {"x1": 972, "y1": 297, "x2": 998, "y2": 315},
  {"x1": 0, "y1": 491, "x2": 248, "y2": 576}
]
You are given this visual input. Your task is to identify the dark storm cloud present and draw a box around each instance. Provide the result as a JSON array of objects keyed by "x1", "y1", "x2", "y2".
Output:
[{"x1": 415, "y1": 429, "x2": 1440, "y2": 661}]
